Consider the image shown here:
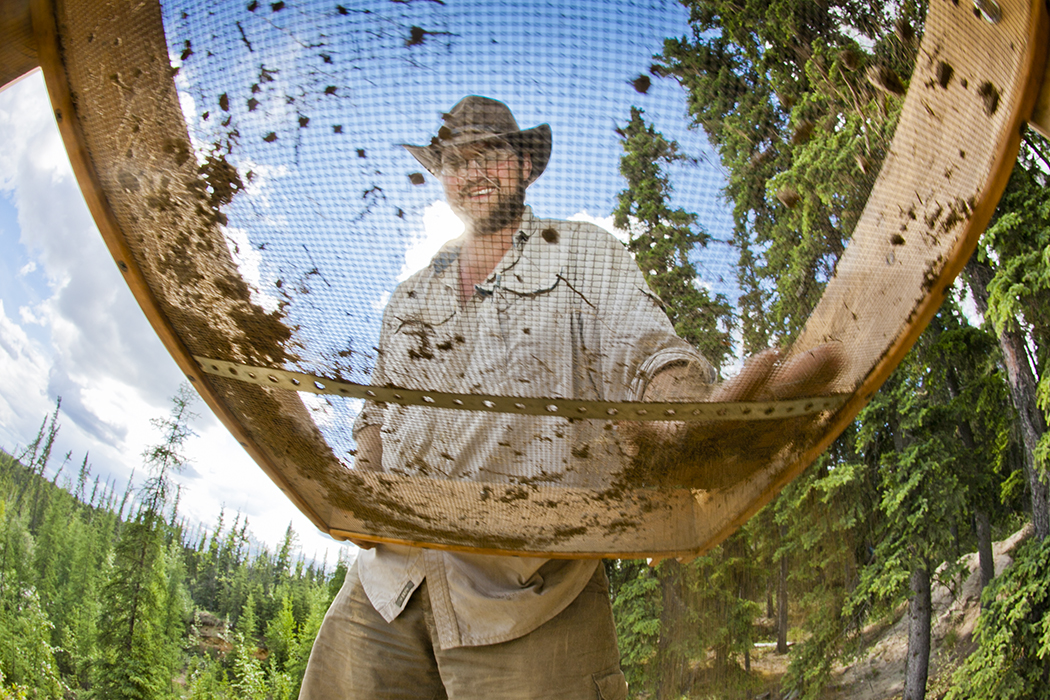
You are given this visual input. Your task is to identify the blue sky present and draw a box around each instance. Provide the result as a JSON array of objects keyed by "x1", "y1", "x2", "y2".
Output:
[{"x1": 0, "y1": 0, "x2": 739, "y2": 558}]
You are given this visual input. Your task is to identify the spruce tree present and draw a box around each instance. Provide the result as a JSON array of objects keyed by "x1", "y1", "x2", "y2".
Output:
[
  {"x1": 95, "y1": 385, "x2": 197, "y2": 700},
  {"x1": 612, "y1": 107, "x2": 738, "y2": 697},
  {"x1": 967, "y1": 140, "x2": 1050, "y2": 539},
  {"x1": 614, "y1": 107, "x2": 734, "y2": 371}
]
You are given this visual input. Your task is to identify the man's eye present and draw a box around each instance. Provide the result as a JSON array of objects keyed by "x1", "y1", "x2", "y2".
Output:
[{"x1": 442, "y1": 150, "x2": 515, "y2": 174}]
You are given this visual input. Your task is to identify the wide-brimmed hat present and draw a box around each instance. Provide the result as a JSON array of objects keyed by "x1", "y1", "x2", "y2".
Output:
[{"x1": 403, "y1": 96, "x2": 551, "y2": 186}]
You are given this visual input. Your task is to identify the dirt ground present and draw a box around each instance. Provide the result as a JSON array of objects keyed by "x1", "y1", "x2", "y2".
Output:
[
  {"x1": 823, "y1": 525, "x2": 1032, "y2": 700},
  {"x1": 687, "y1": 525, "x2": 1032, "y2": 700}
]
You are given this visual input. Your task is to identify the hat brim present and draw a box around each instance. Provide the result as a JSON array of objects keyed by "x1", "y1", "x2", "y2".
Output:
[{"x1": 403, "y1": 123, "x2": 551, "y2": 186}]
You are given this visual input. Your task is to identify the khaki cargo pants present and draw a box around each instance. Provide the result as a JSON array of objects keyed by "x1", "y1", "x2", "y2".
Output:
[{"x1": 299, "y1": 560, "x2": 627, "y2": 699}]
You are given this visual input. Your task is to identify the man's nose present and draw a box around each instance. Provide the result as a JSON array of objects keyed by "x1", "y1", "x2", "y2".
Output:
[{"x1": 463, "y1": 157, "x2": 486, "y2": 179}]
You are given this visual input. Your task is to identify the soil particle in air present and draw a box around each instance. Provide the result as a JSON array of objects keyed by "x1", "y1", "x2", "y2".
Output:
[
  {"x1": 978, "y1": 81, "x2": 999, "y2": 116},
  {"x1": 935, "y1": 61, "x2": 953, "y2": 89}
]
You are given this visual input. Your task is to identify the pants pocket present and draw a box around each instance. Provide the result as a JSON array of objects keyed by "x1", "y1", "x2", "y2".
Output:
[{"x1": 593, "y1": 667, "x2": 628, "y2": 700}]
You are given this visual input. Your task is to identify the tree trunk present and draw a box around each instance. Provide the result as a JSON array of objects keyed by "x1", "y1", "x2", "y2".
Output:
[
  {"x1": 974, "y1": 510, "x2": 995, "y2": 590},
  {"x1": 943, "y1": 368, "x2": 997, "y2": 589},
  {"x1": 656, "y1": 560, "x2": 689, "y2": 700},
  {"x1": 903, "y1": 564, "x2": 932, "y2": 700},
  {"x1": 776, "y1": 532, "x2": 789, "y2": 654},
  {"x1": 965, "y1": 259, "x2": 1049, "y2": 540}
]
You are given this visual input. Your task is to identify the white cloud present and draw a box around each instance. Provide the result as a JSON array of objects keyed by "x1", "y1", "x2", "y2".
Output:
[
  {"x1": 373, "y1": 290, "x2": 391, "y2": 312},
  {"x1": 17, "y1": 260, "x2": 36, "y2": 276},
  {"x1": 299, "y1": 391, "x2": 337, "y2": 428},
  {"x1": 181, "y1": 418, "x2": 343, "y2": 561},
  {"x1": 568, "y1": 210, "x2": 631, "y2": 244},
  {"x1": 18, "y1": 303, "x2": 46, "y2": 326},
  {"x1": 0, "y1": 299, "x2": 52, "y2": 451},
  {"x1": 692, "y1": 276, "x2": 714, "y2": 293},
  {"x1": 399, "y1": 200, "x2": 464, "y2": 281},
  {"x1": 237, "y1": 159, "x2": 290, "y2": 206},
  {"x1": 223, "y1": 225, "x2": 282, "y2": 313},
  {"x1": 0, "y1": 75, "x2": 69, "y2": 191},
  {"x1": 955, "y1": 275, "x2": 983, "y2": 327},
  {"x1": 170, "y1": 58, "x2": 208, "y2": 163}
]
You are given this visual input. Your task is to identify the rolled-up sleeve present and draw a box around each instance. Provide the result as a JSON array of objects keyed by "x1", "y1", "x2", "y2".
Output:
[{"x1": 578, "y1": 228, "x2": 714, "y2": 401}]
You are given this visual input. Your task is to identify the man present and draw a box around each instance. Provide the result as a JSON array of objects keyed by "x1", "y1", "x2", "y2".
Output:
[{"x1": 300, "y1": 96, "x2": 840, "y2": 699}]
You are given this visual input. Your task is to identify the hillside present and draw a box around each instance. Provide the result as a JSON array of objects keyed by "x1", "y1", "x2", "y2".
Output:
[
  {"x1": 827, "y1": 525, "x2": 1032, "y2": 700},
  {"x1": 733, "y1": 526, "x2": 1031, "y2": 700}
]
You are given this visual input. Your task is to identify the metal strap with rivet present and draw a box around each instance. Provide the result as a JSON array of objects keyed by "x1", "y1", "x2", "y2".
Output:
[{"x1": 195, "y1": 356, "x2": 848, "y2": 422}]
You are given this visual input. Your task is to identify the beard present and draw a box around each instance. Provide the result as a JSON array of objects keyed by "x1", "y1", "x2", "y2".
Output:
[{"x1": 449, "y1": 177, "x2": 528, "y2": 236}]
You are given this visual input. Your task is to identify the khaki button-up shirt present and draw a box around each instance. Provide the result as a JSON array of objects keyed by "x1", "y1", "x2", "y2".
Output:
[{"x1": 354, "y1": 208, "x2": 712, "y2": 649}]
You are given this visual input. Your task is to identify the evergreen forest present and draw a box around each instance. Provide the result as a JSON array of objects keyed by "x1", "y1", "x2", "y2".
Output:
[
  {"x1": 0, "y1": 387, "x2": 348, "y2": 700},
  {"x1": 5, "y1": 1, "x2": 1050, "y2": 699}
]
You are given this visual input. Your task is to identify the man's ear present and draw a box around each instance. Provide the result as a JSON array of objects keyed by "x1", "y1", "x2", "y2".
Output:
[{"x1": 521, "y1": 152, "x2": 532, "y2": 183}]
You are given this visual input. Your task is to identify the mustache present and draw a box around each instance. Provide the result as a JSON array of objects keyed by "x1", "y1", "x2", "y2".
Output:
[{"x1": 456, "y1": 174, "x2": 501, "y2": 191}]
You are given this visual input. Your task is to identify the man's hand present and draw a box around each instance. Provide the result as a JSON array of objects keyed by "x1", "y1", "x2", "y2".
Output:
[
  {"x1": 619, "y1": 343, "x2": 845, "y2": 489},
  {"x1": 708, "y1": 344, "x2": 845, "y2": 403}
]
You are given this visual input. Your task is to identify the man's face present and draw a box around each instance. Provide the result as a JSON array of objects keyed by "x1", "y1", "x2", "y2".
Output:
[{"x1": 438, "y1": 141, "x2": 532, "y2": 235}]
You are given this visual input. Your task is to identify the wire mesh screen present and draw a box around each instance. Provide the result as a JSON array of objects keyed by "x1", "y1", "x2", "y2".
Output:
[
  {"x1": 36, "y1": 0, "x2": 1044, "y2": 554},
  {"x1": 159, "y1": 0, "x2": 743, "y2": 481}
]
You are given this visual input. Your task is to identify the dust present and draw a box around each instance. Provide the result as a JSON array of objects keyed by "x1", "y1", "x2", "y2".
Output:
[{"x1": 617, "y1": 414, "x2": 823, "y2": 491}]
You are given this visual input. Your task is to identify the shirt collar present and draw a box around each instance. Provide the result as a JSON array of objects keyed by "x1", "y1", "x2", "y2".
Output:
[
  {"x1": 431, "y1": 245, "x2": 460, "y2": 276},
  {"x1": 428, "y1": 206, "x2": 536, "y2": 281}
]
